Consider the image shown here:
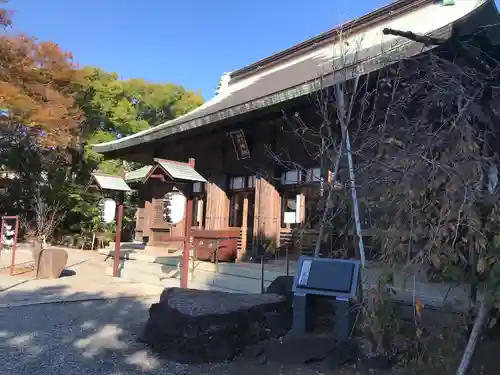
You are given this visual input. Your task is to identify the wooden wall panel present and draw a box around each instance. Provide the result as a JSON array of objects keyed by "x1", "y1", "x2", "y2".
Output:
[
  {"x1": 254, "y1": 176, "x2": 280, "y2": 245},
  {"x1": 205, "y1": 174, "x2": 229, "y2": 230},
  {"x1": 133, "y1": 110, "x2": 323, "y2": 251}
]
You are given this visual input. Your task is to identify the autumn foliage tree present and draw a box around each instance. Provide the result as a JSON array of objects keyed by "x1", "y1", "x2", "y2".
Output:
[
  {"x1": 0, "y1": 0, "x2": 204, "y2": 244},
  {"x1": 0, "y1": 35, "x2": 84, "y2": 148}
]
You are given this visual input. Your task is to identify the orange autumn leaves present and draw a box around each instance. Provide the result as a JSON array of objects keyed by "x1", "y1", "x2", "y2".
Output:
[{"x1": 0, "y1": 30, "x2": 85, "y2": 148}]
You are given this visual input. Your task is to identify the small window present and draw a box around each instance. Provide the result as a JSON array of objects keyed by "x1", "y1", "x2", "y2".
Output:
[
  {"x1": 193, "y1": 182, "x2": 204, "y2": 193},
  {"x1": 305, "y1": 167, "x2": 322, "y2": 183},
  {"x1": 281, "y1": 168, "x2": 322, "y2": 185},
  {"x1": 229, "y1": 175, "x2": 256, "y2": 190},
  {"x1": 281, "y1": 170, "x2": 301, "y2": 185},
  {"x1": 229, "y1": 176, "x2": 245, "y2": 190},
  {"x1": 247, "y1": 175, "x2": 256, "y2": 189}
]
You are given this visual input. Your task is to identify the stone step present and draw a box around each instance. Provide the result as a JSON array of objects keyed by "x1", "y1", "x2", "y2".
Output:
[
  {"x1": 107, "y1": 241, "x2": 146, "y2": 250},
  {"x1": 199, "y1": 271, "x2": 272, "y2": 294},
  {"x1": 191, "y1": 261, "x2": 287, "y2": 284},
  {"x1": 100, "y1": 247, "x2": 284, "y2": 283},
  {"x1": 106, "y1": 257, "x2": 271, "y2": 294},
  {"x1": 103, "y1": 253, "x2": 474, "y2": 312},
  {"x1": 99, "y1": 248, "x2": 182, "y2": 267},
  {"x1": 105, "y1": 265, "x2": 168, "y2": 285},
  {"x1": 112, "y1": 259, "x2": 179, "y2": 279},
  {"x1": 105, "y1": 264, "x2": 260, "y2": 295}
]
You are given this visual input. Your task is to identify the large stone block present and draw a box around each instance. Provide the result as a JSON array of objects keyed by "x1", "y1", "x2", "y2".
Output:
[
  {"x1": 142, "y1": 288, "x2": 291, "y2": 363},
  {"x1": 266, "y1": 275, "x2": 294, "y2": 301},
  {"x1": 36, "y1": 248, "x2": 68, "y2": 279}
]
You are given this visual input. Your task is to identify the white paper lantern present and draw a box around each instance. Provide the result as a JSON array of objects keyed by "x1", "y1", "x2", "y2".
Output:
[
  {"x1": 101, "y1": 199, "x2": 116, "y2": 224},
  {"x1": 2, "y1": 223, "x2": 14, "y2": 247},
  {"x1": 164, "y1": 191, "x2": 186, "y2": 224}
]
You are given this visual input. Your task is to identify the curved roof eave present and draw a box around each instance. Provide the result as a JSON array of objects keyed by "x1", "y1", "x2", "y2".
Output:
[
  {"x1": 92, "y1": 96, "x2": 223, "y2": 154},
  {"x1": 92, "y1": 36, "x2": 443, "y2": 155},
  {"x1": 92, "y1": 0, "x2": 496, "y2": 156}
]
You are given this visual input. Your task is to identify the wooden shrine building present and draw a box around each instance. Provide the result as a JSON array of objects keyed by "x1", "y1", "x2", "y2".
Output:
[{"x1": 94, "y1": 0, "x2": 500, "y2": 260}]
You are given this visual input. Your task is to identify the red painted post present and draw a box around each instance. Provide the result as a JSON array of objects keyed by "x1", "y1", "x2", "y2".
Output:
[
  {"x1": 113, "y1": 193, "x2": 125, "y2": 277},
  {"x1": 9, "y1": 216, "x2": 19, "y2": 276},
  {"x1": 181, "y1": 158, "x2": 195, "y2": 288},
  {"x1": 0, "y1": 217, "x2": 4, "y2": 254}
]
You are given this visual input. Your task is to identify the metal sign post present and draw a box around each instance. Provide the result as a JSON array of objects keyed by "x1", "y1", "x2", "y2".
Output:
[{"x1": 292, "y1": 256, "x2": 361, "y2": 341}]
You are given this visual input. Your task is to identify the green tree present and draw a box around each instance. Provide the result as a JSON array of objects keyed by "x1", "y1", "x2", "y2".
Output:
[
  {"x1": 123, "y1": 79, "x2": 204, "y2": 125},
  {"x1": 79, "y1": 67, "x2": 204, "y2": 175}
]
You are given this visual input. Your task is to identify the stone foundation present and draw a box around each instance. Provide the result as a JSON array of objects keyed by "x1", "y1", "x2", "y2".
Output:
[{"x1": 142, "y1": 288, "x2": 292, "y2": 363}]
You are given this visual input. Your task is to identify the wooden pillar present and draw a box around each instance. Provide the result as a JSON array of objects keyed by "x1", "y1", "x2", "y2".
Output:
[
  {"x1": 113, "y1": 192, "x2": 125, "y2": 277},
  {"x1": 254, "y1": 175, "x2": 280, "y2": 253},
  {"x1": 181, "y1": 158, "x2": 195, "y2": 289},
  {"x1": 238, "y1": 195, "x2": 249, "y2": 260}
]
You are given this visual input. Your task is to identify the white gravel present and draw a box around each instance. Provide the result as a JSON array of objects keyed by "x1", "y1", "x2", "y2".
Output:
[
  {"x1": 0, "y1": 296, "x2": 343, "y2": 375},
  {"x1": 0, "y1": 297, "x2": 205, "y2": 375}
]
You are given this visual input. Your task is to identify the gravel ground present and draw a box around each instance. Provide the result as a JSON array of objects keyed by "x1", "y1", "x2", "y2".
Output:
[
  {"x1": 0, "y1": 297, "x2": 347, "y2": 375},
  {"x1": 0, "y1": 297, "x2": 188, "y2": 375},
  {"x1": 0, "y1": 248, "x2": 372, "y2": 374}
]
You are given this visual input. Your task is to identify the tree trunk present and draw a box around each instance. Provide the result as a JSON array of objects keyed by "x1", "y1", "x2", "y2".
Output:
[{"x1": 31, "y1": 239, "x2": 43, "y2": 276}]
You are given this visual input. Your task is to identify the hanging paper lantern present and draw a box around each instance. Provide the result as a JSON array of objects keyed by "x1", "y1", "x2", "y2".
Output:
[
  {"x1": 163, "y1": 190, "x2": 186, "y2": 224},
  {"x1": 100, "y1": 199, "x2": 116, "y2": 224},
  {"x1": 2, "y1": 223, "x2": 14, "y2": 247}
]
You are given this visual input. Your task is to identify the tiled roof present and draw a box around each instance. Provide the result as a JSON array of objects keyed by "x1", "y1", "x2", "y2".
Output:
[
  {"x1": 153, "y1": 158, "x2": 207, "y2": 183},
  {"x1": 125, "y1": 165, "x2": 152, "y2": 183},
  {"x1": 89, "y1": 173, "x2": 131, "y2": 192},
  {"x1": 92, "y1": 0, "x2": 496, "y2": 155}
]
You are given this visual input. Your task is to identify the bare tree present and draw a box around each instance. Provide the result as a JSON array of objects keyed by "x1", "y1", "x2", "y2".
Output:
[
  {"x1": 22, "y1": 188, "x2": 66, "y2": 269},
  {"x1": 267, "y1": 21, "x2": 500, "y2": 366}
]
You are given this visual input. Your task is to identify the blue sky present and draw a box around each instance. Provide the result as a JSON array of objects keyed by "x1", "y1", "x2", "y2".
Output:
[{"x1": 8, "y1": 0, "x2": 500, "y2": 99}]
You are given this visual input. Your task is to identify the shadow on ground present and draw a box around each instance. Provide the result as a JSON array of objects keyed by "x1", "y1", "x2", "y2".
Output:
[
  {"x1": 0, "y1": 285, "x2": 338, "y2": 375},
  {"x1": 0, "y1": 286, "x2": 171, "y2": 375},
  {"x1": 1, "y1": 284, "x2": 499, "y2": 375}
]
